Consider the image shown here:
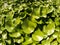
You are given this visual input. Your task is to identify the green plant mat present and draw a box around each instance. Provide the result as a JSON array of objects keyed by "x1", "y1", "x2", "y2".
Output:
[{"x1": 0, "y1": 0, "x2": 60, "y2": 45}]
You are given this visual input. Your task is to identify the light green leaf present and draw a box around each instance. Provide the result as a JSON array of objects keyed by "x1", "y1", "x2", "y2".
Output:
[
  {"x1": 22, "y1": 38, "x2": 33, "y2": 45},
  {"x1": 42, "y1": 40, "x2": 50, "y2": 45},
  {"x1": 14, "y1": 37, "x2": 24, "y2": 43},
  {"x1": 9, "y1": 32, "x2": 21, "y2": 38},
  {"x1": 32, "y1": 7, "x2": 40, "y2": 19},
  {"x1": 22, "y1": 19, "x2": 37, "y2": 34},
  {"x1": 51, "y1": 41, "x2": 58, "y2": 45},
  {"x1": 6, "y1": 39, "x2": 11, "y2": 44},
  {"x1": 32, "y1": 28, "x2": 44, "y2": 41},
  {"x1": 43, "y1": 23, "x2": 55, "y2": 35}
]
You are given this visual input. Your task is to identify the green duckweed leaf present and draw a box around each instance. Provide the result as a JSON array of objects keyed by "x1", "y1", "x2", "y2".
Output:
[
  {"x1": 42, "y1": 40, "x2": 50, "y2": 45},
  {"x1": 22, "y1": 19, "x2": 37, "y2": 34},
  {"x1": 32, "y1": 7, "x2": 40, "y2": 19},
  {"x1": 9, "y1": 32, "x2": 21, "y2": 38},
  {"x1": 6, "y1": 39, "x2": 11, "y2": 44},
  {"x1": 43, "y1": 23, "x2": 55, "y2": 35},
  {"x1": 22, "y1": 38, "x2": 33, "y2": 45},
  {"x1": 51, "y1": 41, "x2": 58, "y2": 45},
  {"x1": 2, "y1": 33, "x2": 7, "y2": 40},
  {"x1": 5, "y1": 26, "x2": 15, "y2": 32},
  {"x1": 32, "y1": 28, "x2": 44, "y2": 41},
  {"x1": 14, "y1": 37, "x2": 24, "y2": 43}
]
